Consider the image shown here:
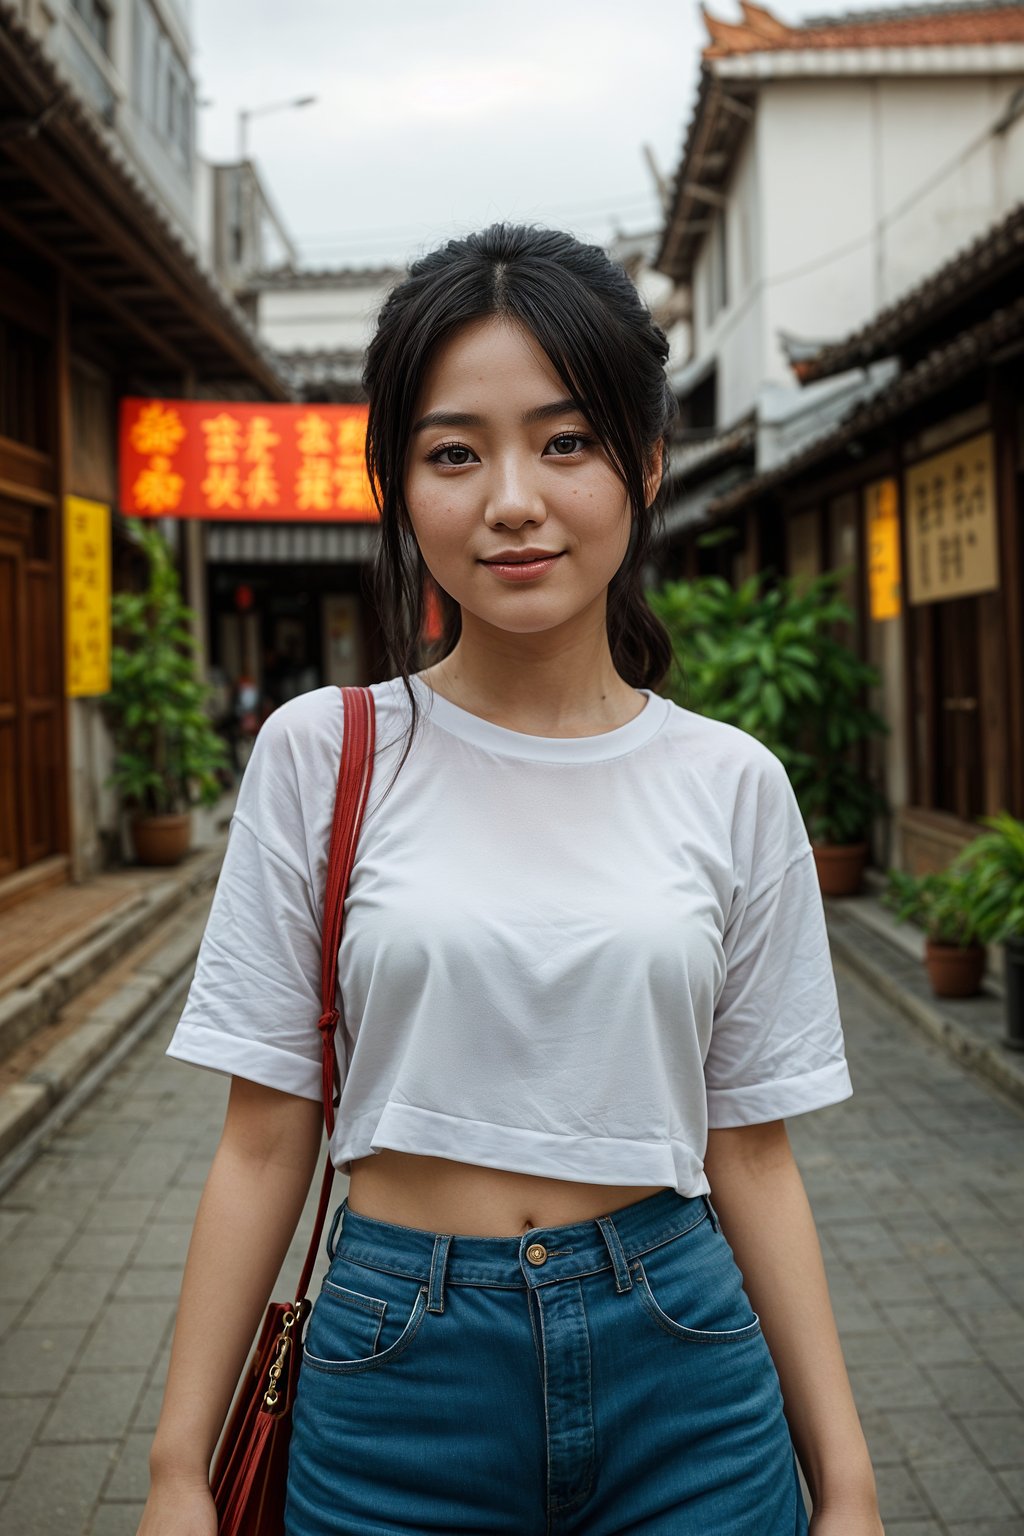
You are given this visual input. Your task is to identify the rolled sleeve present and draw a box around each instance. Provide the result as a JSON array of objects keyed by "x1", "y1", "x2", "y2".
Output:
[
  {"x1": 164, "y1": 813, "x2": 326, "y2": 1101},
  {"x1": 704, "y1": 834, "x2": 854, "y2": 1129}
]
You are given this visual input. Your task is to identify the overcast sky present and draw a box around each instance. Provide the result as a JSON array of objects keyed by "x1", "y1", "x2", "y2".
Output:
[{"x1": 192, "y1": 0, "x2": 907, "y2": 271}]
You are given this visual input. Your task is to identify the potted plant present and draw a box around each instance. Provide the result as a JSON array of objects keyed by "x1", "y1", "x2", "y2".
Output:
[
  {"x1": 881, "y1": 863, "x2": 1001, "y2": 998},
  {"x1": 788, "y1": 574, "x2": 889, "y2": 898},
  {"x1": 102, "y1": 520, "x2": 230, "y2": 866},
  {"x1": 949, "y1": 811, "x2": 1024, "y2": 1049},
  {"x1": 648, "y1": 566, "x2": 889, "y2": 897}
]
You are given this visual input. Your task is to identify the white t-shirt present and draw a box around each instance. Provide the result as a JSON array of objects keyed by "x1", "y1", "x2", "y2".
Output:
[{"x1": 165, "y1": 674, "x2": 853, "y2": 1197}]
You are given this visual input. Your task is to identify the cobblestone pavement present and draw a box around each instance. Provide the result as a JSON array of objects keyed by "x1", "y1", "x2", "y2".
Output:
[{"x1": 0, "y1": 956, "x2": 1022, "y2": 1535}]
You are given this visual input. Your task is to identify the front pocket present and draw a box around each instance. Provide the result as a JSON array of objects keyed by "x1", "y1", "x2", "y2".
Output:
[
  {"x1": 301, "y1": 1259, "x2": 429, "y2": 1375},
  {"x1": 631, "y1": 1215, "x2": 763, "y2": 1345}
]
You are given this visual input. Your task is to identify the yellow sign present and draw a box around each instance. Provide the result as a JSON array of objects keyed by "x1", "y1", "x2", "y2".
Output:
[
  {"x1": 904, "y1": 432, "x2": 999, "y2": 604},
  {"x1": 865, "y1": 478, "x2": 902, "y2": 620},
  {"x1": 64, "y1": 496, "x2": 111, "y2": 696}
]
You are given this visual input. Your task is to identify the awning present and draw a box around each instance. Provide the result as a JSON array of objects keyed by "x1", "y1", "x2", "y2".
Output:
[
  {"x1": 206, "y1": 521, "x2": 379, "y2": 564},
  {"x1": 0, "y1": 3, "x2": 293, "y2": 395}
]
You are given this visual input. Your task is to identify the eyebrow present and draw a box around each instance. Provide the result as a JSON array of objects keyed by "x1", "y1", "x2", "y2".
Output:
[{"x1": 410, "y1": 397, "x2": 583, "y2": 436}]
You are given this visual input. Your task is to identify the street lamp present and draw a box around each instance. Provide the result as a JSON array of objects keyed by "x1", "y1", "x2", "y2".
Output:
[{"x1": 237, "y1": 94, "x2": 317, "y2": 160}]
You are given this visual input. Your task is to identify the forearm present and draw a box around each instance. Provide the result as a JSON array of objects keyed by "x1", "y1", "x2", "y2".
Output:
[
  {"x1": 149, "y1": 1119, "x2": 321, "y2": 1481},
  {"x1": 704, "y1": 1123, "x2": 880, "y2": 1515}
]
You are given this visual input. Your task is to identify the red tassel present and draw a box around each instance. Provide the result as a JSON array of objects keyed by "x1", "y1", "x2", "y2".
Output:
[
  {"x1": 317, "y1": 1008, "x2": 339, "y2": 1137},
  {"x1": 218, "y1": 1410, "x2": 274, "y2": 1535}
]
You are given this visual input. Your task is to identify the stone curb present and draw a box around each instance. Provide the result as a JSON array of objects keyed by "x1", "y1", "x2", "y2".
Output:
[
  {"x1": 0, "y1": 840, "x2": 225, "y2": 1065},
  {"x1": 824, "y1": 895, "x2": 1024, "y2": 1110},
  {"x1": 0, "y1": 876, "x2": 219, "y2": 1161}
]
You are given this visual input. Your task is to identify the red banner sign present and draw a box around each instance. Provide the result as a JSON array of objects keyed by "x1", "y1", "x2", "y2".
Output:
[{"x1": 119, "y1": 399, "x2": 378, "y2": 521}]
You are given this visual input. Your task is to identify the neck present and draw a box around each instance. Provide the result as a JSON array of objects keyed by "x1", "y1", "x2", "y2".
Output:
[{"x1": 419, "y1": 623, "x2": 640, "y2": 737}]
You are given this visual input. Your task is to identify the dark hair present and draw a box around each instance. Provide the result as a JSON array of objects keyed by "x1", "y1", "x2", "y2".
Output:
[{"x1": 362, "y1": 220, "x2": 678, "y2": 795}]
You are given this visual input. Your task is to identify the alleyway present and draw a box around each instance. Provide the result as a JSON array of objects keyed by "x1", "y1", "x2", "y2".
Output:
[{"x1": 0, "y1": 955, "x2": 1021, "y2": 1535}]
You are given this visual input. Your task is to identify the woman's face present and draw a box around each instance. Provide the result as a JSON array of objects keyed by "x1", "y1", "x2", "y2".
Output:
[{"x1": 403, "y1": 315, "x2": 661, "y2": 641}]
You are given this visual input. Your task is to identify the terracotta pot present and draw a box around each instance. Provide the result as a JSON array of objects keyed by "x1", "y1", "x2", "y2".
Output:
[
  {"x1": 924, "y1": 939, "x2": 986, "y2": 999},
  {"x1": 812, "y1": 841, "x2": 868, "y2": 897},
  {"x1": 131, "y1": 811, "x2": 192, "y2": 867}
]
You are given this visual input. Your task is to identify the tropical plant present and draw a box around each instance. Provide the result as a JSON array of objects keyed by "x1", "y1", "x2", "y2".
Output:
[
  {"x1": 881, "y1": 864, "x2": 1005, "y2": 949},
  {"x1": 102, "y1": 520, "x2": 229, "y2": 816},
  {"x1": 647, "y1": 566, "x2": 889, "y2": 845},
  {"x1": 948, "y1": 811, "x2": 1024, "y2": 945}
]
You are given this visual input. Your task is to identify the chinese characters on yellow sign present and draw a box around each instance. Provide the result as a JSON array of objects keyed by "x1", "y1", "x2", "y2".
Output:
[
  {"x1": 64, "y1": 496, "x2": 111, "y2": 696},
  {"x1": 865, "y1": 478, "x2": 902, "y2": 621},
  {"x1": 904, "y1": 433, "x2": 999, "y2": 604},
  {"x1": 119, "y1": 400, "x2": 377, "y2": 521}
]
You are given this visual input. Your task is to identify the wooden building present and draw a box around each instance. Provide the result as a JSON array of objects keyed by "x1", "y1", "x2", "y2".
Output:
[
  {"x1": 663, "y1": 204, "x2": 1024, "y2": 875},
  {"x1": 0, "y1": 5, "x2": 291, "y2": 897}
]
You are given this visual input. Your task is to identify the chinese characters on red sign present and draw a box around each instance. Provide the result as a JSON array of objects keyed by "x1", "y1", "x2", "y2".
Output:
[{"x1": 118, "y1": 400, "x2": 378, "y2": 521}]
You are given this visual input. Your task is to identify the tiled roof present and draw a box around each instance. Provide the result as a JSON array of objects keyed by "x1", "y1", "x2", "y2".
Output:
[
  {"x1": 667, "y1": 419, "x2": 756, "y2": 484},
  {"x1": 244, "y1": 264, "x2": 406, "y2": 292},
  {"x1": 702, "y1": 0, "x2": 1024, "y2": 59},
  {"x1": 706, "y1": 289, "x2": 1024, "y2": 516},
  {"x1": 796, "y1": 200, "x2": 1024, "y2": 382},
  {"x1": 0, "y1": 1, "x2": 292, "y2": 395},
  {"x1": 655, "y1": 1, "x2": 1024, "y2": 281}
]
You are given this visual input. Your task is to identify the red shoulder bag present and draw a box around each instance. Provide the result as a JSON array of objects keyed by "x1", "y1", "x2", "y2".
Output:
[{"x1": 211, "y1": 684, "x2": 375, "y2": 1535}]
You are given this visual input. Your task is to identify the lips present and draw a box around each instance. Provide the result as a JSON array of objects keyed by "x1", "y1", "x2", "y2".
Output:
[{"x1": 480, "y1": 553, "x2": 564, "y2": 564}]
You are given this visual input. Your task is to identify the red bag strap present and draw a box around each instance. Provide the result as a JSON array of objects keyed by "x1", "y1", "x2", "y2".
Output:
[{"x1": 293, "y1": 683, "x2": 375, "y2": 1305}]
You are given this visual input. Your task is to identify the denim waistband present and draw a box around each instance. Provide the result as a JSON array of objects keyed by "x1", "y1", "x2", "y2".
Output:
[{"x1": 325, "y1": 1187, "x2": 720, "y2": 1299}]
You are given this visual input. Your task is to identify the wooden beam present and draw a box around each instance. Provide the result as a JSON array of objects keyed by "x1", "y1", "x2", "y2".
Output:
[
  {"x1": 0, "y1": 203, "x2": 192, "y2": 372},
  {"x1": 4, "y1": 132, "x2": 288, "y2": 397},
  {"x1": 720, "y1": 94, "x2": 755, "y2": 123},
  {"x1": 682, "y1": 182, "x2": 727, "y2": 209}
]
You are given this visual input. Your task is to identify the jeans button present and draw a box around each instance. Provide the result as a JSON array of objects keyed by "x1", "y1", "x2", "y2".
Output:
[{"x1": 526, "y1": 1242, "x2": 548, "y2": 1266}]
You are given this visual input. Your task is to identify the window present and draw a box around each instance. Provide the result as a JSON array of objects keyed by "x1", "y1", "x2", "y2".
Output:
[
  {"x1": 72, "y1": 0, "x2": 111, "y2": 55},
  {"x1": 132, "y1": 0, "x2": 193, "y2": 172},
  {"x1": 705, "y1": 206, "x2": 729, "y2": 326}
]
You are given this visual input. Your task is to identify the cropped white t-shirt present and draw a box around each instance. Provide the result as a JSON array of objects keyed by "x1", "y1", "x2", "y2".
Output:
[{"x1": 165, "y1": 674, "x2": 853, "y2": 1198}]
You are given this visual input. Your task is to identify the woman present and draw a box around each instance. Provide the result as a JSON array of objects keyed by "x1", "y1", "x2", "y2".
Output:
[{"x1": 140, "y1": 224, "x2": 884, "y2": 1535}]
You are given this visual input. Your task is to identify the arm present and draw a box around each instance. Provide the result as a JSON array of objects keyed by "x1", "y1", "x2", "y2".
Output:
[
  {"x1": 145, "y1": 1078, "x2": 323, "y2": 1493},
  {"x1": 704, "y1": 1119, "x2": 884, "y2": 1531}
]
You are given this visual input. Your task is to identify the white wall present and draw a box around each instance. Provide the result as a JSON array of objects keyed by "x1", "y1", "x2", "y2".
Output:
[
  {"x1": 36, "y1": 0, "x2": 199, "y2": 242},
  {"x1": 684, "y1": 67, "x2": 1024, "y2": 431},
  {"x1": 257, "y1": 279, "x2": 396, "y2": 353},
  {"x1": 691, "y1": 115, "x2": 765, "y2": 426},
  {"x1": 757, "y1": 79, "x2": 877, "y2": 386}
]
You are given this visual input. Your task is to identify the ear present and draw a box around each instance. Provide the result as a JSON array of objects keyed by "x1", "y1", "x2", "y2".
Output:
[{"x1": 643, "y1": 439, "x2": 665, "y2": 510}]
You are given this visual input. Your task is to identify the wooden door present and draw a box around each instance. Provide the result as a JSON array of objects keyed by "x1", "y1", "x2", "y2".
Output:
[
  {"x1": 0, "y1": 523, "x2": 62, "y2": 877},
  {"x1": 0, "y1": 537, "x2": 27, "y2": 877},
  {"x1": 936, "y1": 597, "x2": 982, "y2": 821}
]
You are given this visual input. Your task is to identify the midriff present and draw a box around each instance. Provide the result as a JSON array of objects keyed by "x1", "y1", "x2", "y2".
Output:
[{"x1": 346, "y1": 1148, "x2": 670, "y2": 1237}]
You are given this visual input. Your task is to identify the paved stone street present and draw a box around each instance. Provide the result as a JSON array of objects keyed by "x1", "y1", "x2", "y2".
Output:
[{"x1": 0, "y1": 954, "x2": 1021, "y2": 1535}]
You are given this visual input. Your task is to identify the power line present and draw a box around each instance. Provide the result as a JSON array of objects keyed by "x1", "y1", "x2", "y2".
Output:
[{"x1": 292, "y1": 190, "x2": 661, "y2": 249}]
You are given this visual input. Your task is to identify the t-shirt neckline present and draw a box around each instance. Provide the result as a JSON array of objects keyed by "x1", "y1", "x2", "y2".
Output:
[{"x1": 398, "y1": 673, "x2": 669, "y2": 763}]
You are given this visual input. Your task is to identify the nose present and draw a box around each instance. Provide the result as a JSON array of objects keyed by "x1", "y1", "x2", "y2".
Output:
[{"x1": 483, "y1": 452, "x2": 547, "y2": 530}]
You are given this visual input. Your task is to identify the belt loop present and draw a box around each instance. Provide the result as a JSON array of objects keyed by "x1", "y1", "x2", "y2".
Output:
[
  {"x1": 595, "y1": 1214, "x2": 634, "y2": 1293},
  {"x1": 426, "y1": 1233, "x2": 452, "y2": 1313},
  {"x1": 326, "y1": 1198, "x2": 347, "y2": 1261},
  {"x1": 702, "y1": 1193, "x2": 721, "y2": 1233}
]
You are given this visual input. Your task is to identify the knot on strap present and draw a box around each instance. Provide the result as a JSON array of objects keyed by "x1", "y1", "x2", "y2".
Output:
[{"x1": 318, "y1": 1007, "x2": 340, "y2": 1039}]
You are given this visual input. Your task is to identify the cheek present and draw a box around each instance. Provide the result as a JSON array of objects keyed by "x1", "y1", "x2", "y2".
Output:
[{"x1": 406, "y1": 482, "x2": 466, "y2": 554}]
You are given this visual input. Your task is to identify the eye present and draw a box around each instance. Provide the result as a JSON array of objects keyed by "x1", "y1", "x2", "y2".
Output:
[
  {"x1": 546, "y1": 432, "x2": 593, "y2": 456},
  {"x1": 426, "y1": 441, "x2": 478, "y2": 467}
]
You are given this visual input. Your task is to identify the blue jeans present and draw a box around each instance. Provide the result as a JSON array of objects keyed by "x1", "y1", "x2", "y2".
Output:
[{"x1": 285, "y1": 1186, "x2": 809, "y2": 1535}]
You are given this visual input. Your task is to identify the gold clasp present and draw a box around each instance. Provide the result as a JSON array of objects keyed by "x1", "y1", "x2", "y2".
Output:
[{"x1": 262, "y1": 1309, "x2": 297, "y2": 1411}]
